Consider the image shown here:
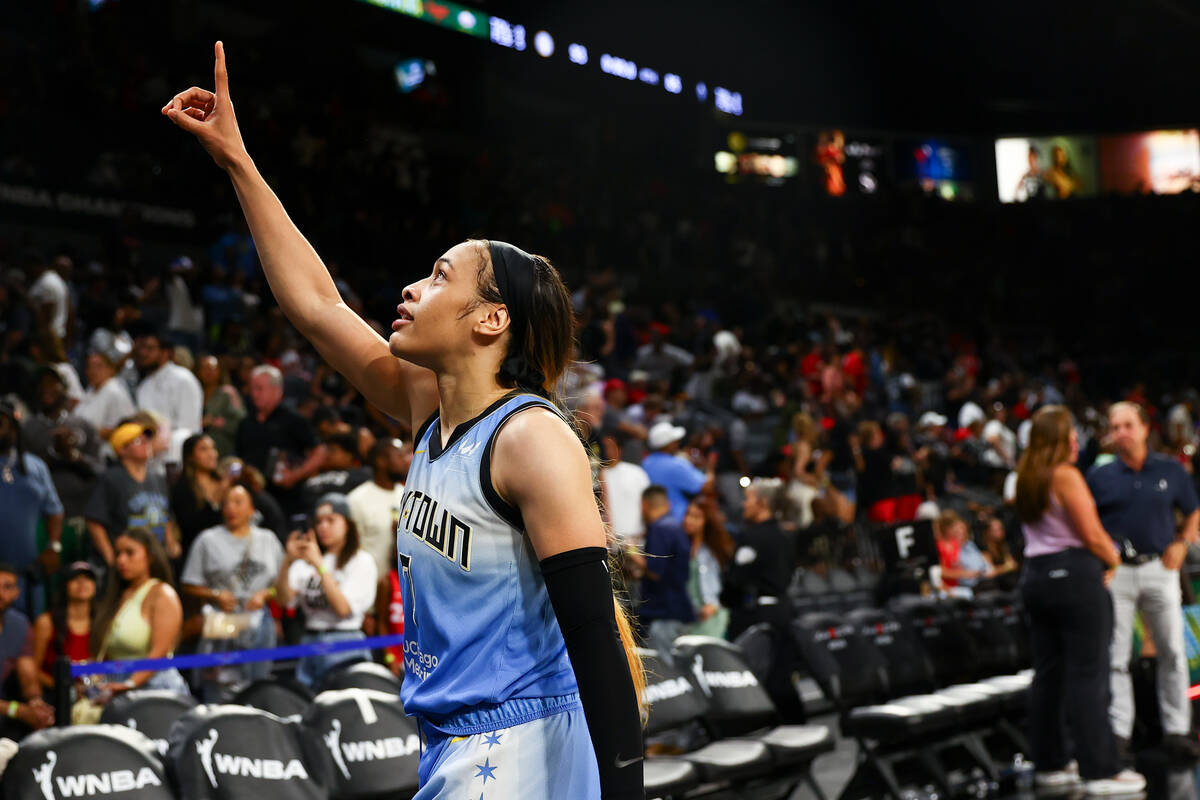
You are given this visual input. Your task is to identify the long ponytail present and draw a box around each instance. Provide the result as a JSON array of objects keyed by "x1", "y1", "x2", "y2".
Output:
[{"x1": 470, "y1": 239, "x2": 647, "y2": 720}]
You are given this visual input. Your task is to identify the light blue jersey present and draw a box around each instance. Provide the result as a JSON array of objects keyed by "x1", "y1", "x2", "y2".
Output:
[{"x1": 396, "y1": 393, "x2": 579, "y2": 732}]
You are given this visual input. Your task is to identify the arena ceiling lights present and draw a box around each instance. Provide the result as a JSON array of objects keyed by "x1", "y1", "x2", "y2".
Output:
[{"x1": 356, "y1": 0, "x2": 744, "y2": 115}]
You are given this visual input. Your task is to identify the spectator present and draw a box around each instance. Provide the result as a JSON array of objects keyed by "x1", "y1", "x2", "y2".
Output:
[
  {"x1": 301, "y1": 432, "x2": 370, "y2": 512},
  {"x1": 682, "y1": 498, "x2": 732, "y2": 639},
  {"x1": 217, "y1": 457, "x2": 288, "y2": 542},
  {"x1": 235, "y1": 365, "x2": 325, "y2": 516},
  {"x1": 21, "y1": 368, "x2": 103, "y2": 549},
  {"x1": 130, "y1": 323, "x2": 203, "y2": 467},
  {"x1": 373, "y1": 542, "x2": 405, "y2": 677},
  {"x1": 347, "y1": 438, "x2": 410, "y2": 577},
  {"x1": 75, "y1": 351, "x2": 136, "y2": 443},
  {"x1": 643, "y1": 421, "x2": 711, "y2": 523},
  {"x1": 31, "y1": 562, "x2": 97, "y2": 694},
  {"x1": 1088, "y1": 401, "x2": 1200, "y2": 763},
  {"x1": 0, "y1": 563, "x2": 54, "y2": 737},
  {"x1": 981, "y1": 516, "x2": 1018, "y2": 587},
  {"x1": 720, "y1": 477, "x2": 803, "y2": 722},
  {"x1": 0, "y1": 401, "x2": 64, "y2": 619},
  {"x1": 85, "y1": 419, "x2": 179, "y2": 566},
  {"x1": 170, "y1": 434, "x2": 225, "y2": 556},
  {"x1": 78, "y1": 528, "x2": 188, "y2": 721},
  {"x1": 632, "y1": 485, "x2": 694, "y2": 663},
  {"x1": 164, "y1": 257, "x2": 205, "y2": 353},
  {"x1": 1015, "y1": 405, "x2": 1141, "y2": 793},
  {"x1": 276, "y1": 494, "x2": 377, "y2": 688},
  {"x1": 933, "y1": 510, "x2": 988, "y2": 593},
  {"x1": 600, "y1": 434, "x2": 651, "y2": 548},
  {"x1": 196, "y1": 355, "x2": 246, "y2": 457},
  {"x1": 26, "y1": 252, "x2": 70, "y2": 343},
  {"x1": 854, "y1": 420, "x2": 899, "y2": 523},
  {"x1": 983, "y1": 402, "x2": 1017, "y2": 469},
  {"x1": 180, "y1": 484, "x2": 282, "y2": 701}
]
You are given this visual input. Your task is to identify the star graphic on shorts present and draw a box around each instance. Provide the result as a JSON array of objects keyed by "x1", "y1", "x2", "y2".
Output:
[
  {"x1": 483, "y1": 731, "x2": 502, "y2": 749},
  {"x1": 474, "y1": 757, "x2": 498, "y2": 785}
]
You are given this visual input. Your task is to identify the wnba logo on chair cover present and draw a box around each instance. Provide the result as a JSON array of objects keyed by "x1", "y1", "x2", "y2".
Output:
[
  {"x1": 32, "y1": 751, "x2": 163, "y2": 799},
  {"x1": 322, "y1": 719, "x2": 421, "y2": 780},
  {"x1": 195, "y1": 728, "x2": 309, "y2": 788},
  {"x1": 690, "y1": 653, "x2": 760, "y2": 696}
]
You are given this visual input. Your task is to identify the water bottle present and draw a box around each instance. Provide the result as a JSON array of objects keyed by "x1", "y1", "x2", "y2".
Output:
[{"x1": 1012, "y1": 753, "x2": 1034, "y2": 792}]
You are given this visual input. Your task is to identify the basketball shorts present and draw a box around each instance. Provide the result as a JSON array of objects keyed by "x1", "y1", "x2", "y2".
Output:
[{"x1": 414, "y1": 700, "x2": 600, "y2": 799}]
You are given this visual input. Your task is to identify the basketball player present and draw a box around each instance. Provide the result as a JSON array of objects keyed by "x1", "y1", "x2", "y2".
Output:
[{"x1": 164, "y1": 43, "x2": 644, "y2": 799}]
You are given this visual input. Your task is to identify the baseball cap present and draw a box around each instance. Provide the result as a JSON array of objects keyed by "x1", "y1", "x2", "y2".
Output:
[
  {"x1": 109, "y1": 421, "x2": 155, "y2": 452},
  {"x1": 66, "y1": 561, "x2": 98, "y2": 581},
  {"x1": 918, "y1": 411, "x2": 949, "y2": 428},
  {"x1": 315, "y1": 493, "x2": 352, "y2": 521},
  {"x1": 647, "y1": 421, "x2": 687, "y2": 450}
]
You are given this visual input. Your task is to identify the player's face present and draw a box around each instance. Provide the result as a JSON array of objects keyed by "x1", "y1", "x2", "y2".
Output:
[{"x1": 389, "y1": 242, "x2": 495, "y2": 368}]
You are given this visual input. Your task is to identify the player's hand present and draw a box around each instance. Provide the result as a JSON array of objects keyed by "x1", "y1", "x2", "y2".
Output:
[{"x1": 161, "y1": 41, "x2": 248, "y2": 171}]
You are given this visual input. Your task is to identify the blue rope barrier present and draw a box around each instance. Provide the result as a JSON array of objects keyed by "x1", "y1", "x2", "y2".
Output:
[{"x1": 70, "y1": 634, "x2": 406, "y2": 678}]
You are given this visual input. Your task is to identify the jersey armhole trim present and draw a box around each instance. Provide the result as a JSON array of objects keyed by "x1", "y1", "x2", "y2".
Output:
[
  {"x1": 414, "y1": 411, "x2": 439, "y2": 451},
  {"x1": 480, "y1": 400, "x2": 564, "y2": 533}
]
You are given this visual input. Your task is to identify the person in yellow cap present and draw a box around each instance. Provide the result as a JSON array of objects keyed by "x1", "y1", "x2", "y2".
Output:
[{"x1": 83, "y1": 419, "x2": 181, "y2": 566}]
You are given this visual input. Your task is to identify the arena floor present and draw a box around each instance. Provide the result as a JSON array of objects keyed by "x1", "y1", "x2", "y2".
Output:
[{"x1": 802, "y1": 712, "x2": 1195, "y2": 799}]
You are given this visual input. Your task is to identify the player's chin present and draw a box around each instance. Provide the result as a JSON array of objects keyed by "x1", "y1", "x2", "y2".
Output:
[{"x1": 387, "y1": 331, "x2": 410, "y2": 357}]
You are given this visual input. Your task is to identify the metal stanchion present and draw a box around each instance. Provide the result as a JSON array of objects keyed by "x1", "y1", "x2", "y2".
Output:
[{"x1": 53, "y1": 656, "x2": 71, "y2": 727}]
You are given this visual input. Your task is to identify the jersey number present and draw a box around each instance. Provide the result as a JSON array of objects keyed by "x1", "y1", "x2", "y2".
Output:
[{"x1": 398, "y1": 553, "x2": 417, "y2": 633}]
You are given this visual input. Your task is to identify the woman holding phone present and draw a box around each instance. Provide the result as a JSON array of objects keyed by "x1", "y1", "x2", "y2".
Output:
[{"x1": 275, "y1": 493, "x2": 378, "y2": 688}]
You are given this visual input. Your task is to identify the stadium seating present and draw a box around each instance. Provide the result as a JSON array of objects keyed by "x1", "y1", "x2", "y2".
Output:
[
  {"x1": 640, "y1": 644, "x2": 832, "y2": 800},
  {"x1": 166, "y1": 704, "x2": 335, "y2": 800},
  {"x1": 318, "y1": 663, "x2": 403, "y2": 697},
  {"x1": 2, "y1": 724, "x2": 172, "y2": 800},
  {"x1": 299, "y1": 689, "x2": 419, "y2": 800},
  {"x1": 101, "y1": 689, "x2": 199, "y2": 758},
  {"x1": 232, "y1": 678, "x2": 316, "y2": 720}
]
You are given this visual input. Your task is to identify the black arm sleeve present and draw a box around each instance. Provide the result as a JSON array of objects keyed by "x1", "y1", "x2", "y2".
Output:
[{"x1": 541, "y1": 546, "x2": 645, "y2": 800}]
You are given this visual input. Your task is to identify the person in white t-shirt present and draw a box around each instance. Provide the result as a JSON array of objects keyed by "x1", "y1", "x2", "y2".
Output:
[
  {"x1": 347, "y1": 438, "x2": 411, "y2": 577},
  {"x1": 276, "y1": 493, "x2": 377, "y2": 688},
  {"x1": 28, "y1": 256, "x2": 70, "y2": 342},
  {"x1": 599, "y1": 435, "x2": 650, "y2": 548},
  {"x1": 981, "y1": 402, "x2": 1017, "y2": 469},
  {"x1": 77, "y1": 351, "x2": 137, "y2": 441}
]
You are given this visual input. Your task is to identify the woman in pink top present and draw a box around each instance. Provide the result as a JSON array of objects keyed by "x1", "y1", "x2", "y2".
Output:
[{"x1": 1016, "y1": 406, "x2": 1142, "y2": 795}]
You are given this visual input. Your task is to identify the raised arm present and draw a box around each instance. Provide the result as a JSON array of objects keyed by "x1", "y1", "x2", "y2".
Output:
[{"x1": 163, "y1": 42, "x2": 436, "y2": 428}]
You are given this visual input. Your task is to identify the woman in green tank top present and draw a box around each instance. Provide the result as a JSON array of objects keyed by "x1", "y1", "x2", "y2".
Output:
[{"x1": 88, "y1": 528, "x2": 189, "y2": 701}]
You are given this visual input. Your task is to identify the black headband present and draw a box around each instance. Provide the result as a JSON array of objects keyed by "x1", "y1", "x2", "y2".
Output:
[{"x1": 487, "y1": 240, "x2": 547, "y2": 395}]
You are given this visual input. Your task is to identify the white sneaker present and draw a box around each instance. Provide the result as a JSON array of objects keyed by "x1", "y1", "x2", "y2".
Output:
[
  {"x1": 1035, "y1": 765, "x2": 1081, "y2": 788},
  {"x1": 1085, "y1": 769, "x2": 1146, "y2": 795}
]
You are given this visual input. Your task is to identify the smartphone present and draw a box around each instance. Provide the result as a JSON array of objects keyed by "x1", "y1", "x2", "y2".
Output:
[{"x1": 289, "y1": 514, "x2": 310, "y2": 533}]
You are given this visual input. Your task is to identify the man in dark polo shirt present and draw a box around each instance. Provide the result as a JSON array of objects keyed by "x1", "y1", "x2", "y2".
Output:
[
  {"x1": 235, "y1": 365, "x2": 326, "y2": 517},
  {"x1": 1088, "y1": 401, "x2": 1200, "y2": 761},
  {"x1": 630, "y1": 485, "x2": 694, "y2": 664}
]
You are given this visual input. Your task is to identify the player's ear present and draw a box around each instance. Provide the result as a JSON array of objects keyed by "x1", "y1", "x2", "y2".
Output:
[{"x1": 475, "y1": 303, "x2": 511, "y2": 340}]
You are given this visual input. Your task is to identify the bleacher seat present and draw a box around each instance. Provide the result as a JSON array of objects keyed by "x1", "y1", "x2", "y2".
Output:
[
  {"x1": 671, "y1": 636, "x2": 834, "y2": 793},
  {"x1": 300, "y1": 688, "x2": 418, "y2": 800},
  {"x1": 101, "y1": 689, "x2": 199, "y2": 757},
  {"x1": 793, "y1": 611, "x2": 998, "y2": 798},
  {"x1": 233, "y1": 678, "x2": 316, "y2": 720},
  {"x1": 319, "y1": 662, "x2": 402, "y2": 697},
  {"x1": 639, "y1": 648, "x2": 770, "y2": 788},
  {"x1": 3, "y1": 724, "x2": 172, "y2": 800},
  {"x1": 167, "y1": 704, "x2": 334, "y2": 800}
]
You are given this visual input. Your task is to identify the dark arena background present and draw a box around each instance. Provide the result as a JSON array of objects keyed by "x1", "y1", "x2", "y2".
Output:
[{"x1": 2, "y1": 1, "x2": 1200, "y2": 798}]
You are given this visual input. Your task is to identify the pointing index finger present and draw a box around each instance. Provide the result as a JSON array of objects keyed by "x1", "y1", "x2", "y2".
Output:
[{"x1": 214, "y1": 40, "x2": 229, "y2": 97}]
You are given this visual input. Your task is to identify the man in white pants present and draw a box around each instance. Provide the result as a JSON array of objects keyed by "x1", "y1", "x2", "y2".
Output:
[{"x1": 1087, "y1": 401, "x2": 1200, "y2": 762}]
